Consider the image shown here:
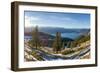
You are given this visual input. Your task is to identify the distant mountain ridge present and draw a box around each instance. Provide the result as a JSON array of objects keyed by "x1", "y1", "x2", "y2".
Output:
[{"x1": 25, "y1": 27, "x2": 90, "y2": 34}]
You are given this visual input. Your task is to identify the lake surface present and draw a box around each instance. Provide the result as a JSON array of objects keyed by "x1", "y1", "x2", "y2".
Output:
[
  {"x1": 24, "y1": 32, "x2": 82, "y2": 40},
  {"x1": 51, "y1": 32, "x2": 82, "y2": 39}
]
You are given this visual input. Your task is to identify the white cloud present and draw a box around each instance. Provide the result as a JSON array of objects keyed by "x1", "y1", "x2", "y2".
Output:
[
  {"x1": 25, "y1": 16, "x2": 33, "y2": 27},
  {"x1": 49, "y1": 15, "x2": 75, "y2": 21},
  {"x1": 30, "y1": 16, "x2": 40, "y2": 21},
  {"x1": 61, "y1": 17, "x2": 73, "y2": 21},
  {"x1": 25, "y1": 16, "x2": 40, "y2": 27}
]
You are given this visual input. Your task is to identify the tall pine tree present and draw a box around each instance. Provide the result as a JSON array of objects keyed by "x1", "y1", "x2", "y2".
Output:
[
  {"x1": 53, "y1": 32, "x2": 62, "y2": 53},
  {"x1": 32, "y1": 26, "x2": 41, "y2": 49}
]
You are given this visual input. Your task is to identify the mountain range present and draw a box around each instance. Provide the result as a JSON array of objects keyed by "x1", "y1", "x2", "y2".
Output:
[{"x1": 25, "y1": 27, "x2": 90, "y2": 34}]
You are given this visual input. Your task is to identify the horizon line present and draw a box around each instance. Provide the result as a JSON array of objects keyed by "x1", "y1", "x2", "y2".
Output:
[{"x1": 25, "y1": 26, "x2": 90, "y2": 29}]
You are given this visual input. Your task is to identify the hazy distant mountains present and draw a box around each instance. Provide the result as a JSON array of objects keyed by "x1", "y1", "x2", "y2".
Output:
[{"x1": 25, "y1": 27, "x2": 90, "y2": 34}]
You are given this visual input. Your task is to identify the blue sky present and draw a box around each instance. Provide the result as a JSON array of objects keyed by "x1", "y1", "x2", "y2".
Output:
[{"x1": 25, "y1": 11, "x2": 90, "y2": 29}]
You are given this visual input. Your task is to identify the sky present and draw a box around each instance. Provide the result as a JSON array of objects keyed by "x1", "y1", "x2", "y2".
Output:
[{"x1": 25, "y1": 11, "x2": 90, "y2": 29}]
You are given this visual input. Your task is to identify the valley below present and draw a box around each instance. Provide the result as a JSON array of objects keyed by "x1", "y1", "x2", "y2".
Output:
[{"x1": 24, "y1": 27, "x2": 90, "y2": 61}]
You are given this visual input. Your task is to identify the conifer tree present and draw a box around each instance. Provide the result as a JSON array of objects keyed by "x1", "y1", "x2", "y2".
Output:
[
  {"x1": 53, "y1": 32, "x2": 62, "y2": 53},
  {"x1": 66, "y1": 41, "x2": 70, "y2": 48},
  {"x1": 32, "y1": 26, "x2": 41, "y2": 49},
  {"x1": 62, "y1": 42, "x2": 65, "y2": 50}
]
